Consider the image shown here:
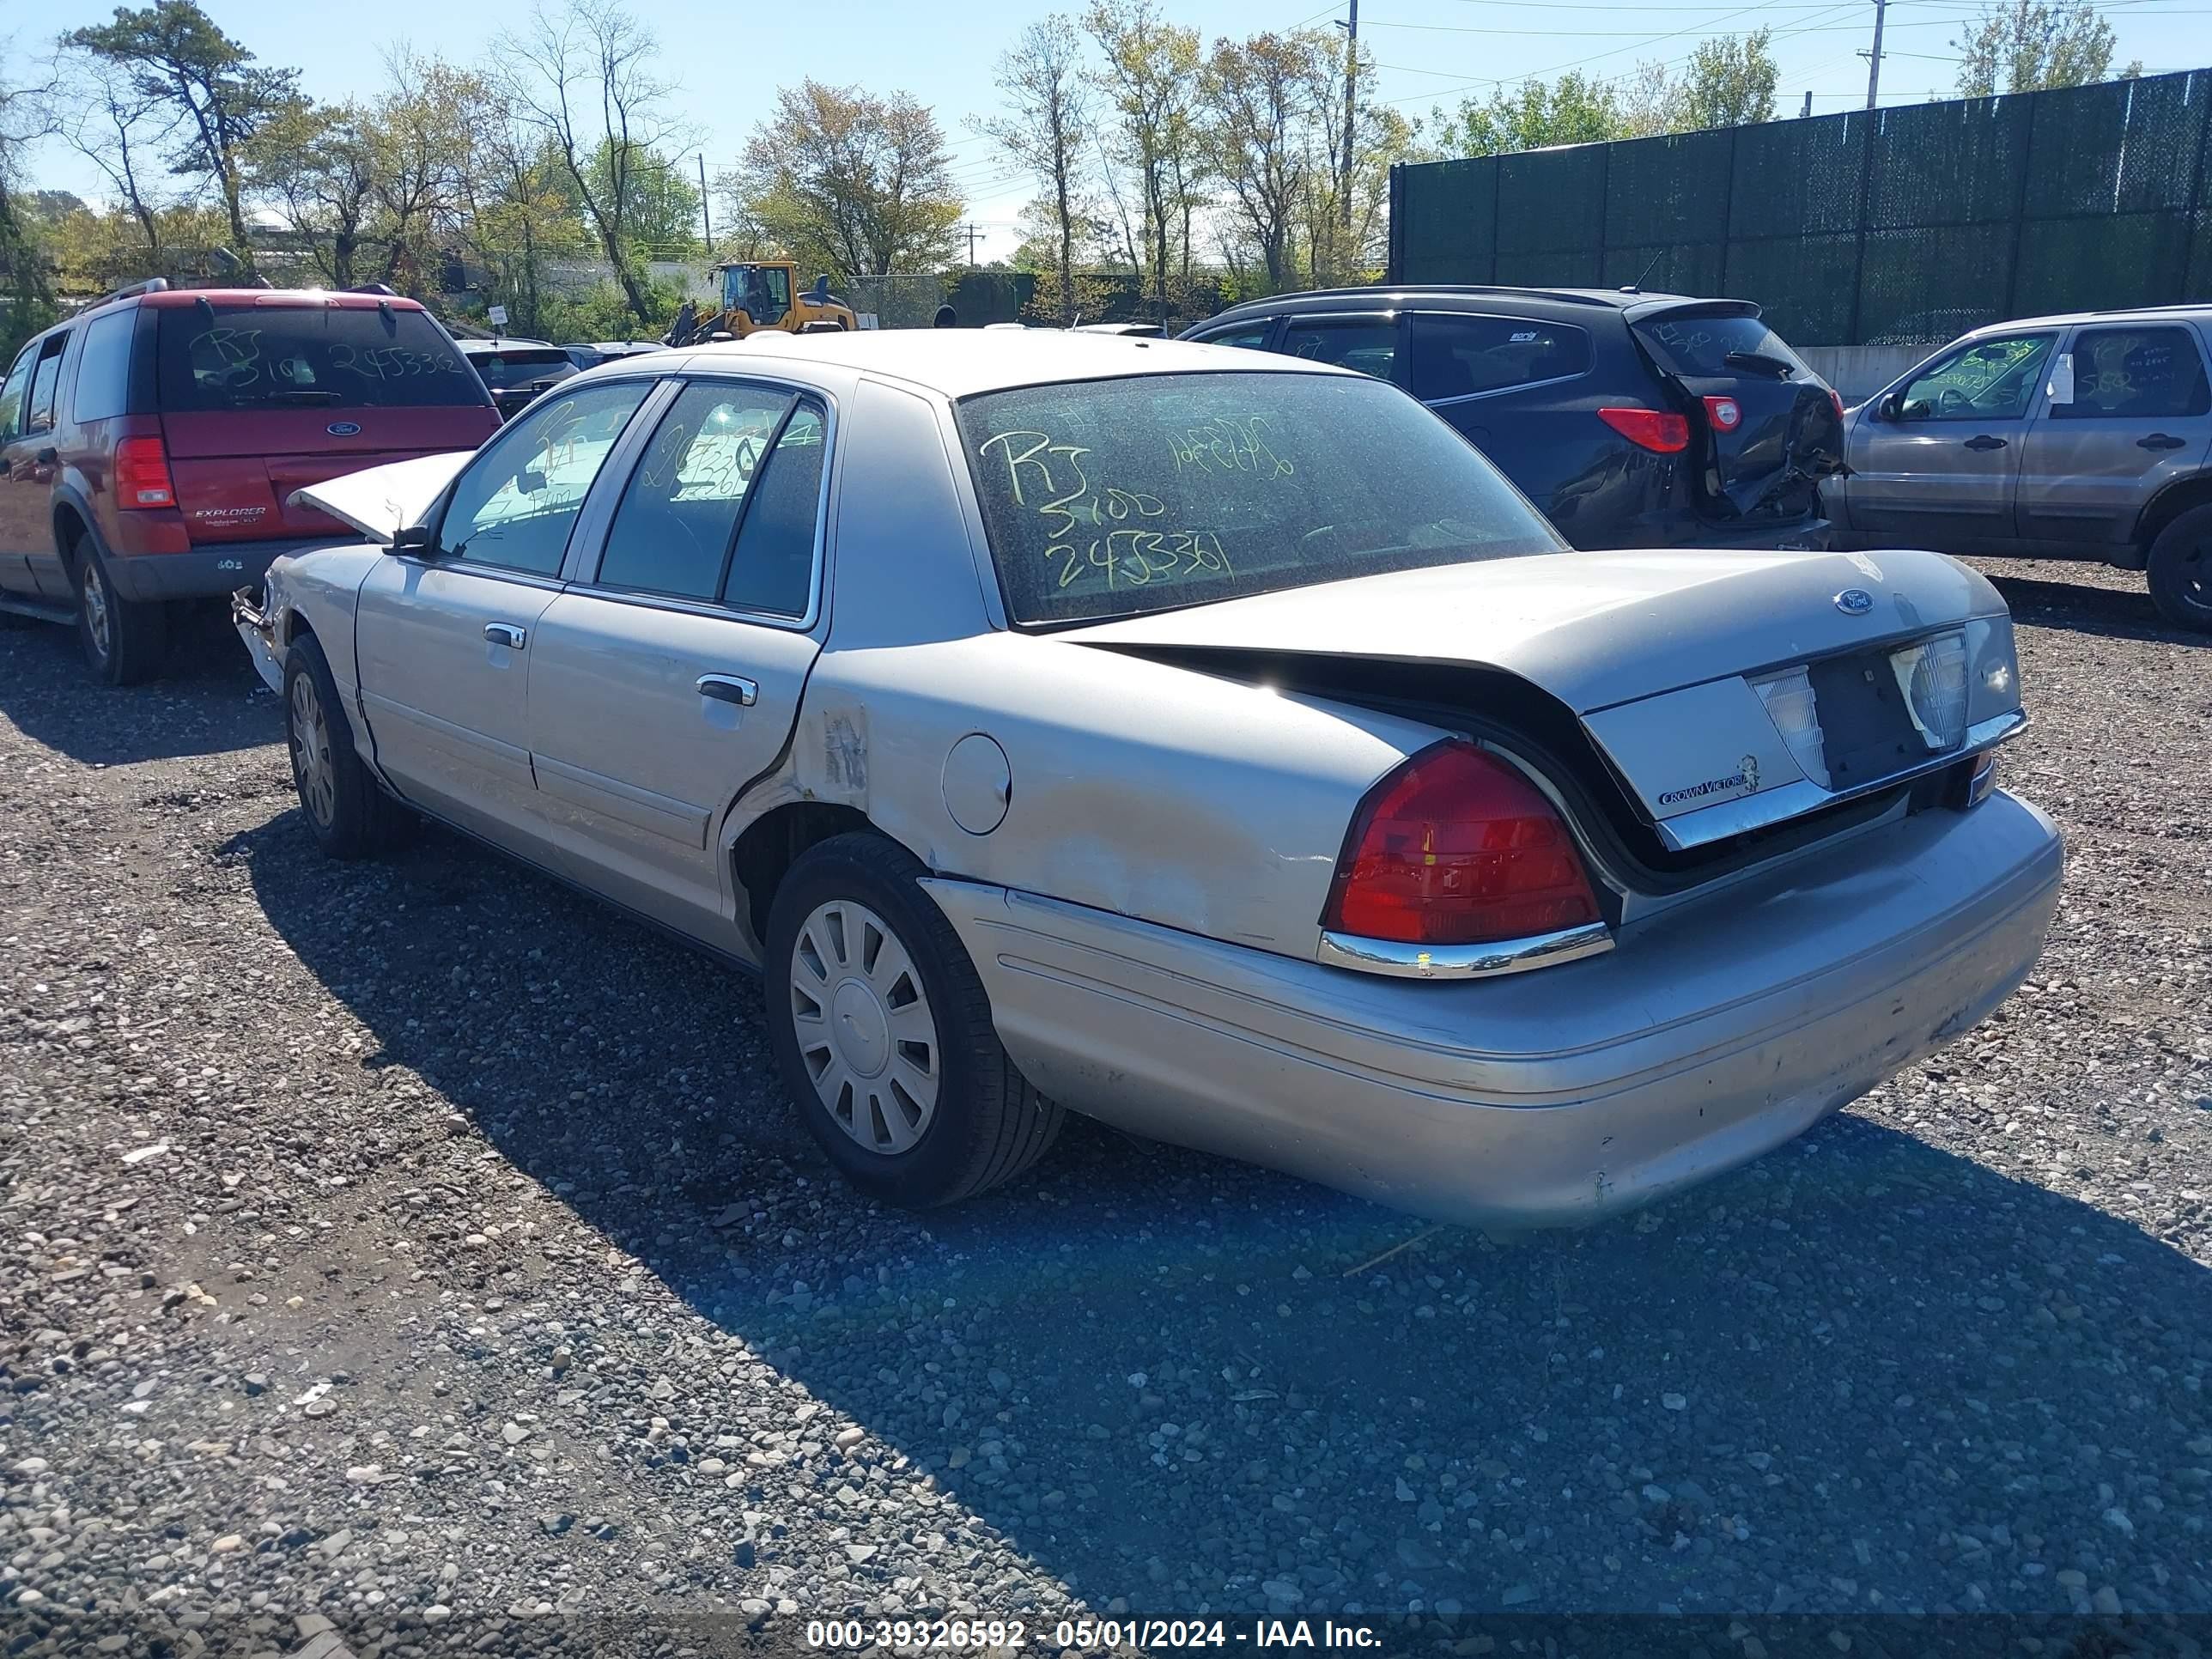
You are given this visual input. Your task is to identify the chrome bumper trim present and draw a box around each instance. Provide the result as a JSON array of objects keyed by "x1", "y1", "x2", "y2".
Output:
[
  {"x1": 1655, "y1": 708, "x2": 2030, "y2": 852},
  {"x1": 1316, "y1": 920, "x2": 1615, "y2": 980}
]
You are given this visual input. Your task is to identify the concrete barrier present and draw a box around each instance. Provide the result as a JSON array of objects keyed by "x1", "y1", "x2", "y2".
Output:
[{"x1": 1797, "y1": 344, "x2": 1933, "y2": 404}]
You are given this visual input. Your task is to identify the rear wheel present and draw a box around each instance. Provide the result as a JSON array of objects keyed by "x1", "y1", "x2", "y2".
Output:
[
  {"x1": 75, "y1": 546, "x2": 167, "y2": 685},
  {"x1": 284, "y1": 634, "x2": 410, "y2": 859},
  {"x1": 2147, "y1": 503, "x2": 2212, "y2": 632},
  {"x1": 765, "y1": 832, "x2": 1062, "y2": 1207}
]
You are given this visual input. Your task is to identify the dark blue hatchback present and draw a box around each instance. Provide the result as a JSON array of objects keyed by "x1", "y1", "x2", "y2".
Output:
[{"x1": 1183, "y1": 284, "x2": 1844, "y2": 553}]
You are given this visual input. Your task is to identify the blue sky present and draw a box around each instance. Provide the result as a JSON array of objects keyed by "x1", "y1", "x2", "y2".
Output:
[{"x1": 17, "y1": 0, "x2": 2212, "y2": 262}]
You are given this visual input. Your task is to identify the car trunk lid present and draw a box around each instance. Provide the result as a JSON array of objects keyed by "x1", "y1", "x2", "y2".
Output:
[
  {"x1": 1629, "y1": 301, "x2": 1843, "y2": 522},
  {"x1": 1056, "y1": 547, "x2": 2021, "y2": 854}
]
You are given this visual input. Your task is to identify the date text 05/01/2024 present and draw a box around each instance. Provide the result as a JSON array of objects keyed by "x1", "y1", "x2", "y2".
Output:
[{"x1": 802, "y1": 1618, "x2": 1383, "y2": 1650}]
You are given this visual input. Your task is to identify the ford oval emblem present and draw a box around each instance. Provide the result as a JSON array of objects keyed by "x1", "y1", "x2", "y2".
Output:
[
  {"x1": 1833, "y1": 587, "x2": 1875, "y2": 616},
  {"x1": 326, "y1": 421, "x2": 362, "y2": 437}
]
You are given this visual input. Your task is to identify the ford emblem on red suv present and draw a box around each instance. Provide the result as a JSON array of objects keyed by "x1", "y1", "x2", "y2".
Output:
[{"x1": 327, "y1": 421, "x2": 362, "y2": 436}]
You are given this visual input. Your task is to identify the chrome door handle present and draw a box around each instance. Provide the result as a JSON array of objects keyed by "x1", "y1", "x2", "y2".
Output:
[
  {"x1": 483, "y1": 622, "x2": 527, "y2": 648},
  {"x1": 697, "y1": 673, "x2": 757, "y2": 707},
  {"x1": 1963, "y1": 434, "x2": 2007, "y2": 451}
]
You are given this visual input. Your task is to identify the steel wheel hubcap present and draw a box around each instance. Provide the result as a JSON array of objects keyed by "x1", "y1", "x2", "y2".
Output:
[
  {"x1": 788, "y1": 898, "x2": 940, "y2": 1154},
  {"x1": 82, "y1": 567, "x2": 110, "y2": 657},
  {"x1": 289, "y1": 674, "x2": 337, "y2": 828}
]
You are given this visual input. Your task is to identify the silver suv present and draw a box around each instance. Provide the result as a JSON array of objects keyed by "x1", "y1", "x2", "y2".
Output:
[{"x1": 1826, "y1": 305, "x2": 2212, "y2": 631}]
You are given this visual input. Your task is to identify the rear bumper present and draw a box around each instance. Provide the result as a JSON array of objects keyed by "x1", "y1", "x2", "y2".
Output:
[
  {"x1": 924, "y1": 791, "x2": 2062, "y2": 1228},
  {"x1": 103, "y1": 541, "x2": 330, "y2": 604}
]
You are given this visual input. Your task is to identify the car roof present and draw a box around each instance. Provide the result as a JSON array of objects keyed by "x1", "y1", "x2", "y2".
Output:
[
  {"x1": 1210, "y1": 283, "x2": 1749, "y2": 323},
  {"x1": 133, "y1": 288, "x2": 432, "y2": 311},
  {"x1": 681, "y1": 329, "x2": 1355, "y2": 398},
  {"x1": 1967, "y1": 303, "x2": 2212, "y2": 332},
  {"x1": 459, "y1": 337, "x2": 563, "y2": 350}
]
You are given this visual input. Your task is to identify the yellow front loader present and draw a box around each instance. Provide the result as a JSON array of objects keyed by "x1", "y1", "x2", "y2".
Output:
[{"x1": 665, "y1": 263, "x2": 856, "y2": 345}]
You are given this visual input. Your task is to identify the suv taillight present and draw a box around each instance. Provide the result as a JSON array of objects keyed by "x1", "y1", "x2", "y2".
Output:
[
  {"x1": 1321, "y1": 741, "x2": 1603, "y2": 946},
  {"x1": 1702, "y1": 394, "x2": 1741, "y2": 432},
  {"x1": 114, "y1": 436, "x2": 175, "y2": 509},
  {"x1": 1597, "y1": 406, "x2": 1690, "y2": 453}
]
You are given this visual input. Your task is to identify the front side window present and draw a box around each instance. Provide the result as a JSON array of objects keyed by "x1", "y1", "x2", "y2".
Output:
[
  {"x1": 2052, "y1": 325, "x2": 2209, "y2": 420},
  {"x1": 957, "y1": 370, "x2": 1562, "y2": 627},
  {"x1": 1410, "y1": 313, "x2": 1591, "y2": 403},
  {"x1": 0, "y1": 344, "x2": 37, "y2": 440},
  {"x1": 439, "y1": 380, "x2": 653, "y2": 576},
  {"x1": 595, "y1": 381, "x2": 811, "y2": 605},
  {"x1": 1279, "y1": 318, "x2": 1397, "y2": 381},
  {"x1": 1896, "y1": 334, "x2": 2054, "y2": 422},
  {"x1": 726, "y1": 265, "x2": 791, "y2": 326},
  {"x1": 26, "y1": 336, "x2": 70, "y2": 434}
]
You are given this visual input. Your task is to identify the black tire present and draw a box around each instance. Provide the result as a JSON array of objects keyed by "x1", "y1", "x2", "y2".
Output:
[
  {"x1": 75, "y1": 544, "x2": 167, "y2": 685},
  {"x1": 764, "y1": 831, "x2": 1062, "y2": 1207},
  {"x1": 283, "y1": 634, "x2": 411, "y2": 859},
  {"x1": 2147, "y1": 503, "x2": 2212, "y2": 632}
]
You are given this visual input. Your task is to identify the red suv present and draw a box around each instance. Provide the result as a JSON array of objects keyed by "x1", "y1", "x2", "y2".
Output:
[{"x1": 0, "y1": 281, "x2": 501, "y2": 684}]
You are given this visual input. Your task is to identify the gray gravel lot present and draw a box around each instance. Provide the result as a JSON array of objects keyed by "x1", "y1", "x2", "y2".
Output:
[{"x1": 1, "y1": 562, "x2": 2208, "y2": 1654}]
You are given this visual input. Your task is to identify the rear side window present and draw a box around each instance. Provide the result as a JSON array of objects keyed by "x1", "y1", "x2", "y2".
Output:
[
  {"x1": 1410, "y1": 314, "x2": 1591, "y2": 402},
  {"x1": 596, "y1": 382, "x2": 801, "y2": 604},
  {"x1": 1199, "y1": 322, "x2": 1274, "y2": 351},
  {"x1": 157, "y1": 304, "x2": 488, "y2": 411},
  {"x1": 724, "y1": 402, "x2": 825, "y2": 617},
  {"x1": 2053, "y1": 325, "x2": 2209, "y2": 420},
  {"x1": 26, "y1": 335, "x2": 70, "y2": 434},
  {"x1": 1279, "y1": 318, "x2": 1397, "y2": 380},
  {"x1": 1635, "y1": 311, "x2": 1811, "y2": 380},
  {"x1": 0, "y1": 345, "x2": 35, "y2": 440},
  {"x1": 72, "y1": 310, "x2": 137, "y2": 422}
]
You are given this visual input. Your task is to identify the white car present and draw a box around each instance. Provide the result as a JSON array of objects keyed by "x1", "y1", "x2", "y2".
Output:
[{"x1": 236, "y1": 332, "x2": 2061, "y2": 1226}]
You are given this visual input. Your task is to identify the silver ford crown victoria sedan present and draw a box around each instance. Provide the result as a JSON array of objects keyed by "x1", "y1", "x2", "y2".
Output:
[{"x1": 235, "y1": 331, "x2": 2063, "y2": 1229}]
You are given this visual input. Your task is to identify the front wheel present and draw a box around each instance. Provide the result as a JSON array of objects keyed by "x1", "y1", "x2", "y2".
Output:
[
  {"x1": 2148, "y1": 504, "x2": 2212, "y2": 632},
  {"x1": 765, "y1": 833, "x2": 1062, "y2": 1207},
  {"x1": 284, "y1": 635, "x2": 411, "y2": 859}
]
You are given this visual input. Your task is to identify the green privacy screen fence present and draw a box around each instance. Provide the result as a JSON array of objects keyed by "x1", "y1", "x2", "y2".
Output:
[{"x1": 1387, "y1": 69, "x2": 2212, "y2": 346}]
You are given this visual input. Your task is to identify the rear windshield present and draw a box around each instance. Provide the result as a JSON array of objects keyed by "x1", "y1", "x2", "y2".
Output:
[
  {"x1": 467, "y1": 349, "x2": 575, "y2": 390},
  {"x1": 956, "y1": 371, "x2": 1562, "y2": 627},
  {"x1": 1634, "y1": 310, "x2": 1814, "y2": 380},
  {"x1": 157, "y1": 304, "x2": 488, "y2": 411}
]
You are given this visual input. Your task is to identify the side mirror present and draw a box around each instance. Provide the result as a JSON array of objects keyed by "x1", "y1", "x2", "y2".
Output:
[
  {"x1": 1875, "y1": 392, "x2": 1903, "y2": 422},
  {"x1": 392, "y1": 523, "x2": 436, "y2": 556}
]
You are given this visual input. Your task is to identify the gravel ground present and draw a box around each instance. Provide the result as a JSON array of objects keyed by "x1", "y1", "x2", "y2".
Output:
[{"x1": 1, "y1": 563, "x2": 2208, "y2": 1656}]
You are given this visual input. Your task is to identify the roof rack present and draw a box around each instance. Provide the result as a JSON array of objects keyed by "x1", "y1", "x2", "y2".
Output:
[{"x1": 88, "y1": 276, "x2": 170, "y2": 311}]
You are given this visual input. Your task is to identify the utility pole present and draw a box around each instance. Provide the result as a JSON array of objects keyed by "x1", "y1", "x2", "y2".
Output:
[
  {"x1": 1335, "y1": 0, "x2": 1359, "y2": 238},
  {"x1": 1864, "y1": 0, "x2": 1887, "y2": 110},
  {"x1": 965, "y1": 223, "x2": 981, "y2": 265},
  {"x1": 1801, "y1": 89, "x2": 1814, "y2": 118},
  {"x1": 698, "y1": 154, "x2": 713, "y2": 252}
]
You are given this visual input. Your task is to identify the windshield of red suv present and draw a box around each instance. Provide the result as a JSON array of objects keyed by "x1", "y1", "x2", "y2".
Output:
[
  {"x1": 957, "y1": 369, "x2": 1563, "y2": 626},
  {"x1": 156, "y1": 303, "x2": 488, "y2": 410}
]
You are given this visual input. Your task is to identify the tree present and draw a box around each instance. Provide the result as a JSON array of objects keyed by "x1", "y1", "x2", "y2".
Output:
[
  {"x1": 1954, "y1": 0, "x2": 2133, "y2": 94},
  {"x1": 498, "y1": 0, "x2": 687, "y2": 325},
  {"x1": 1201, "y1": 31, "x2": 1329, "y2": 293},
  {"x1": 975, "y1": 18, "x2": 1091, "y2": 326},
  {"x1": 1085, "y1": 0, "x2": 1202, "y2": 325},
  {"x1": 368, "y1": 49, "x2": 490, "y2": 297},
  {"x1": 64, "y1": 0, "x2": 299, "y2": 268},
  {"x1": 1677, "y1": 28, "x2": 1777, "y2": 128},
  {"x1": 0, "y1": 44, "x2": 57, "y2": 358},
  {"x1": 1438, "y1": 71, "x2": 1623, "y2": 158},
  {"x1": 245, "y1": 100, "x2": 374, "y2": 286},
  {"x1": 53, "y1": 47, "x2": 172, "y2": 258},
  {"x1": 732, "y1": 81, "x2": 963, "y2": 278}
]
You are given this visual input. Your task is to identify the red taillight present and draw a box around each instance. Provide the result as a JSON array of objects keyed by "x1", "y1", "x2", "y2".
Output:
[
  {"x1": 113, "y1": 436, "x2": 175, "y2": 509},
  {"x1": 1321, "y1": 741, "x2": 1603, "y2": 947},
  {"x1": 1830, "y1": 389, "x2": 1847, "y2": 423},
  {"x1": 1703, "y1": 394, "x2": 1741, "y2": 432},
  {"x1": 1597, "y1": 406, "x2": 1690, "y2": 453}
]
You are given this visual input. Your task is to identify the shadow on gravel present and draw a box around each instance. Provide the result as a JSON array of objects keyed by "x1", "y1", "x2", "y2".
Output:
[
  {"x1": 234, "y1": 808, "x2": 2212, "y2": 1621},
  {"x1": 0, "y1": 605, "x2": 270, "y2": 765},
  {"x1": 1981, "y1": 572, "x2": 2207, "y2": 648}
]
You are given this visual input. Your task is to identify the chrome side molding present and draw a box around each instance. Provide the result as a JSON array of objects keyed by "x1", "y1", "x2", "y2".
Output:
[{"x1": 1316, "y1": 919, "x2": 1615, "y2": 981}]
